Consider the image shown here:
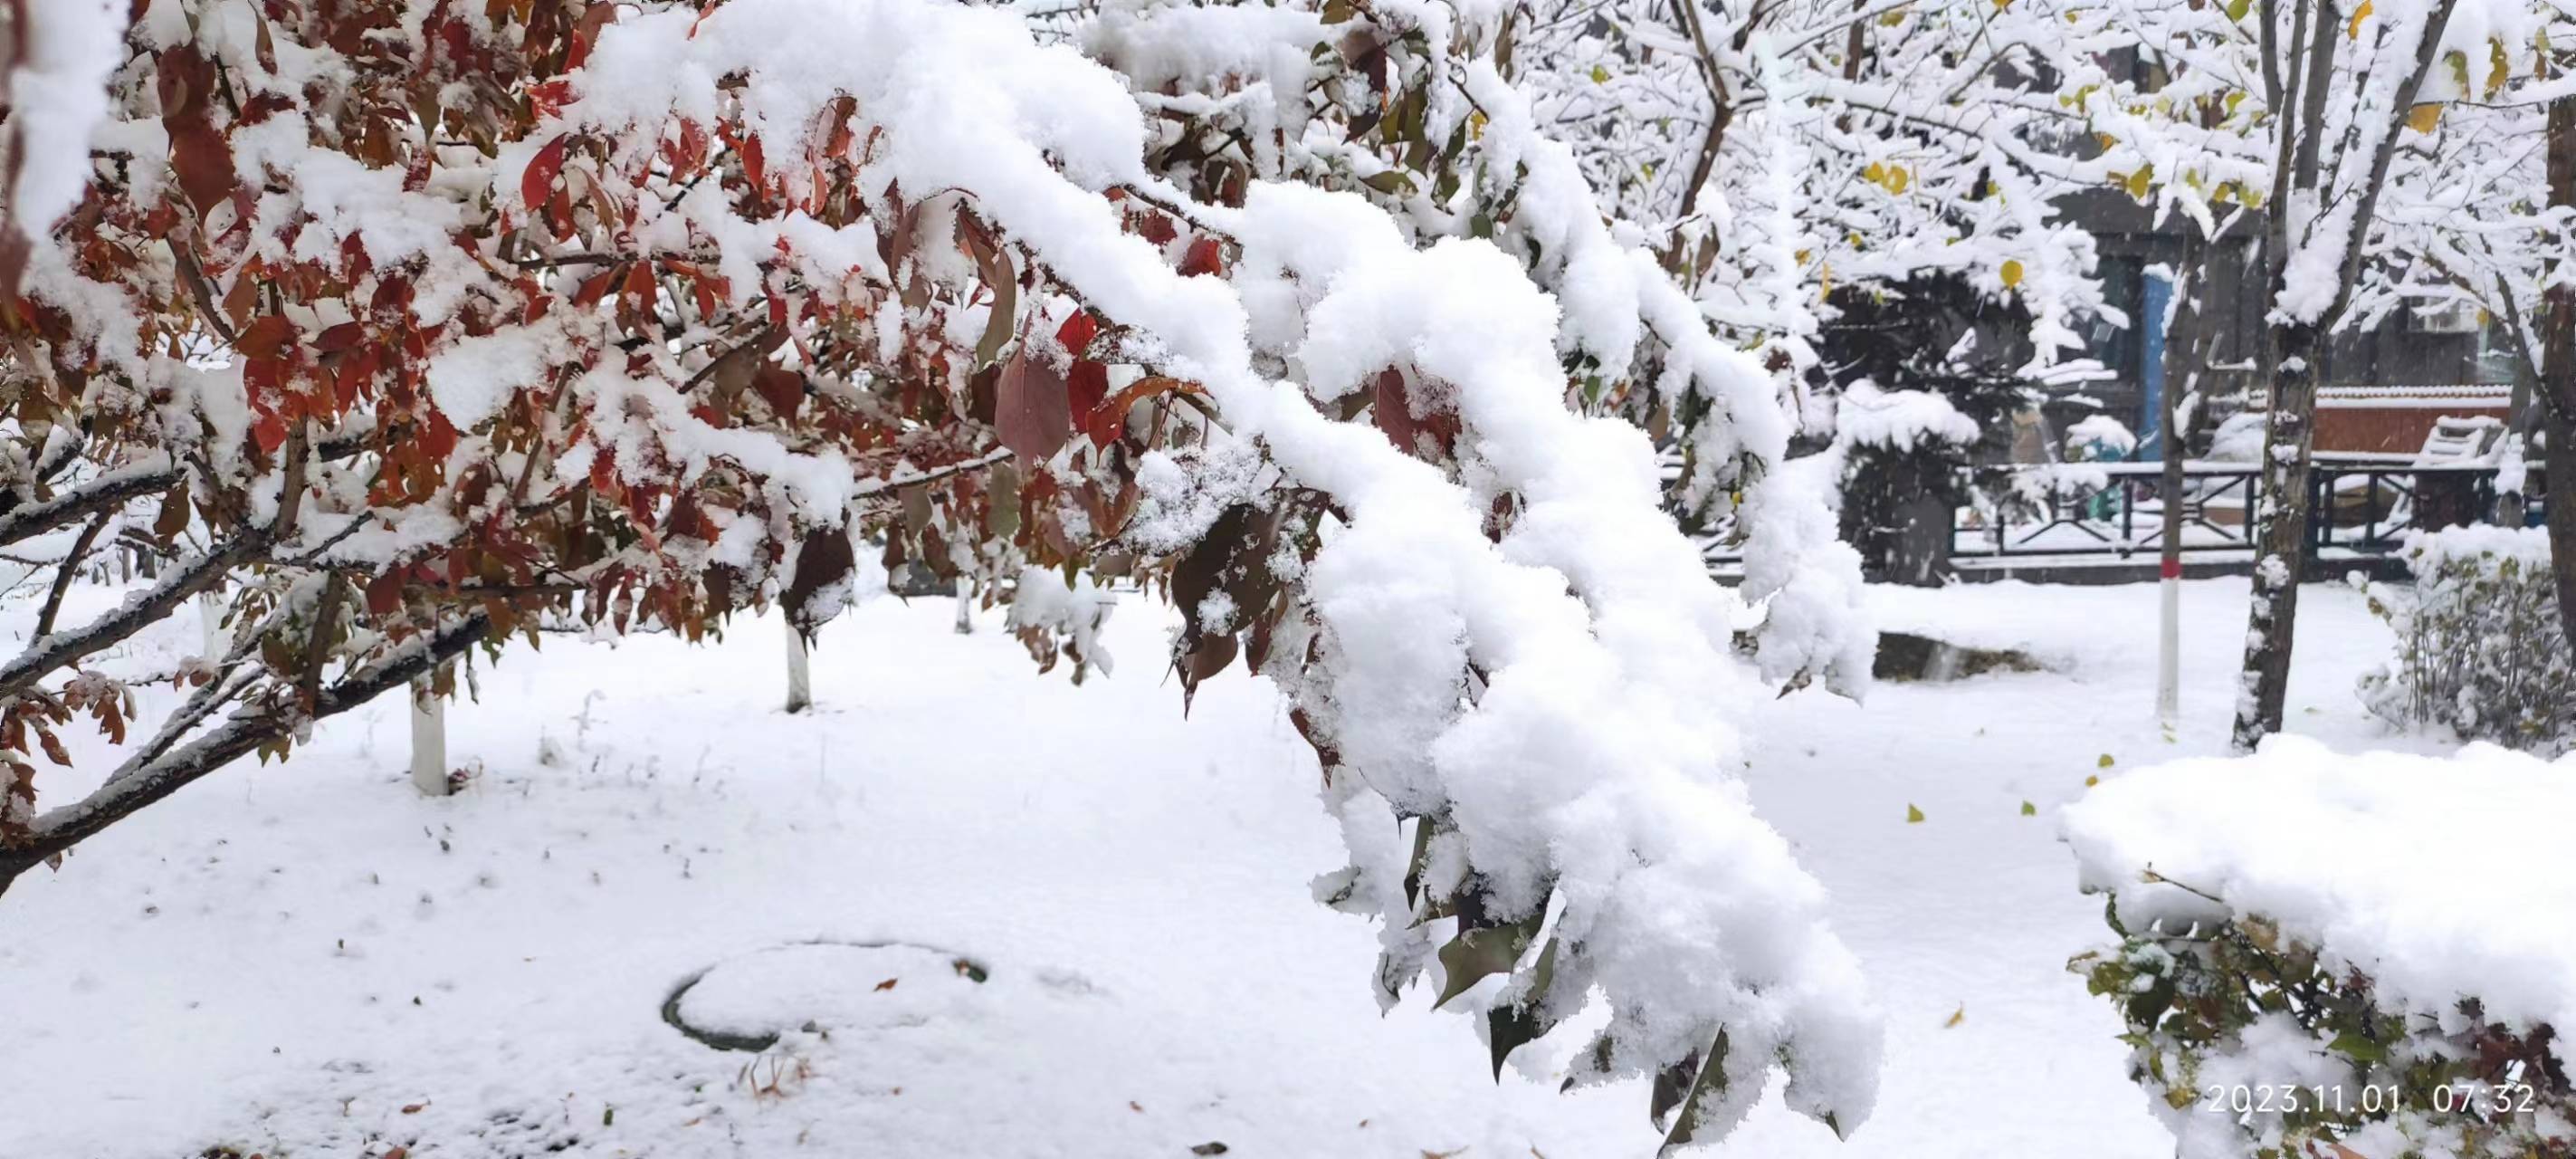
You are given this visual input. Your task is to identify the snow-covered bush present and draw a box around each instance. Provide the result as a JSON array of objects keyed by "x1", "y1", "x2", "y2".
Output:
[
  {"x1": 2064, "y1": 738, "x2": 2576, "y2": 1159},
  {"x1": 1813, "y1": 277, "x2": 2032, "y2": 584},
  {"x1": 2358, "y1": 527, "x2": 2575, "y2": 753},
  {"x1": 0, "y1": 0, "x2": 1881, "y2": 1144}
]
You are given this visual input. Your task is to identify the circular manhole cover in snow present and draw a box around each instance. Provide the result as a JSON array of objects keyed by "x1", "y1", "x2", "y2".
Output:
[{"x1": 663, "y1": 941, "x2": 991, "y2": 1052}]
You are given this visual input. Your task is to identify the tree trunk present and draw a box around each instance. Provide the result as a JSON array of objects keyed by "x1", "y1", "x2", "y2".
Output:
[
  {"x1": 2231, "y1": 321, "x2": 2323, "y2": 750},
  {"x1": 784, "y1": 617, "x2": 813, "y2": 714},
  {"x1": 2543, "y1": 83, "x2": 2576, "y2": 655},
  {"x1": 2157, "y1": 238, "x2": 2207, "y2": 733},
  {"x1": 409, "y1": 672, "x2": 450, "y2": 796}
]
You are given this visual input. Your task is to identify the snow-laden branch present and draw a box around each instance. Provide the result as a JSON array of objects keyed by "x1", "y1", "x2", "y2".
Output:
[
  {"x1": 0, "y1": 611, "x2": 494, "y2": 895},
  {"x1": 533, "y1": 0, "x2": 1877, "y2": 1139}
]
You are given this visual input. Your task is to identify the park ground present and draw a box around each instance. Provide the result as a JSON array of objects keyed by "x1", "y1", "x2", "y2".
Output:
[{"x1": 0, "y1": 574, "x2": 2443, "y2": 1158}]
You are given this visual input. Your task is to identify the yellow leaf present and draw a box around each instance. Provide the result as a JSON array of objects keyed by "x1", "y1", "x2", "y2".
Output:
[
  {"x1": 2406, "y1": 102, "x2": 2441, "y2": 133},
  {"x1": 1944, "y1": 1004, "x2": 1966, "y2": 1028},
  {"x1": 2020, "y1": 800, "x2": 2037, "y2": 816},
  {"x1": 1905, "y1": 803, "x2": 1926, "y2": 823},
  {"x1": 2123, "y1": 165, "x2": 2153, "y2": 199},
  {"x1": 1879, "y1": 5, "x2": 1905, "y2": 24},
  {"x1": 1470, "y1": 111, "x2": 1487, "y2": 140},
  {"x1": 1888, "y1": 165, "x2": 1910, "y2": 194},
  {"x1": 2085, "y1": 774, "x2": 2101, "y2": 788},
  {"x1": 2097, "y1": 753, "x2": 2115, "y2": 768},
  {"x1": 2346, "y1": 0, "x2": 2372, "y2": 40},
  {"x1": 1589, "y1": 64, "x2": 1609, "y2": 84},
  {"x1": 1863, "y1": 160, "x2": 1886, "y2": 185},
  {"x1": 2488, "y1": 40, "x2": 2512, "y2": 99},
  {"x1": 2000, "y1": 259, "x2": 2026, "y2": 288}
]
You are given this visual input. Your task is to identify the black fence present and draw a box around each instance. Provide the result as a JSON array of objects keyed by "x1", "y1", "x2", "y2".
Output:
[{"x1": 1705, "y1": 457, "x2": 2548, "y2": 576}]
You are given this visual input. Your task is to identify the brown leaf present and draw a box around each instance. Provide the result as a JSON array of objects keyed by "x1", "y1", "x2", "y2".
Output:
[
  {"x1": 995, "y1": 349, "x2": 1071, "y2": 462},
  {"x1": 873, "y1": 977, "x2": 898, "y2": 991}
]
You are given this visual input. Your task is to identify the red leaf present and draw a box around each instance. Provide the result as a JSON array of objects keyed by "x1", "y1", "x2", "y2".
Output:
[
  {"x1": 753, "y1": 367, "x2": 804, "y2": 421},
  {"x1": 1180, "y1": 236, "x2": 1224, "y2": 278},
  {"x1": 589, "y1": 445, "x2": 621, "y2": 494},
  {"x1": 1055, "y1": 311, "x2": 1098, "y2": 358},
  {"x1": 364, "y1": 570, "x2": 405, "y2": 617},
  {"x1": 235, "y1": 315, "x2": 295, "y2": 360},
  {"x1": 1136, "y1": 211, "x2": 1178, "y2": 245},
  {"x1": 995, "y1": 349, "x2": 1072, "y2": 463},
  {"x1": 167, "y1": 116, "x2": 236, "y2": 217},
  {"x1": 521, "y1": 135, "x2": 569, "y2": 211},
  {"x1": 419, "y1": 408, "x2": 459, "y2": 458},
  {"x1": 573, "y1": 266, "x2": 620, "y2": 308},
  {"x1": 1069, "y1": 359, "x2": 1108, "y2": 421},
  {"x1": 251, "y1": 411, "x2": 287, "y2": 456},
  {"x1": 315, "y1": 322, "x2": 365, "y2": 353},
  {"x1": 528, "y1": 79, "x2": 577, "y2": 120},
  {"x1": 1372, "y1": 367, "x2": 1458, "y2": 459},
  {"x1": 565, "y1": 0, "x2": 619, "y2": 71},
  {"x1": 739, "y1": 132, "x2": 767, "y2": 193},
  {"x1": 1373, "y1": 367, "x2": 1418, "y2": 452}
]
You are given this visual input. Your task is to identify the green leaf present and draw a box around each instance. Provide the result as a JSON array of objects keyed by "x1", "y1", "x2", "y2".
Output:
[
  {"x1": 1589, "y1": 64, "x2": 1609, "y2": 83},
  {"x1": 1487, "y1": 935, "x2": 1561, "y2": 1077},
  {"x1": 1434, "y1": 908, "x2": 1543, "y2": 1007},
  {"x1": 2020, "y1": 800, "x2": 2037, "y2": 817},
  {"x1": 2327, "y1": 1031, "x2": 2388, "y2": 1064},
  {"x1": 1654, "y1": 1030, "x2": 1731, "y2": 1153},
  {"x1": 1360, "y1": 170, "x2": 1416, "y2": 197}
]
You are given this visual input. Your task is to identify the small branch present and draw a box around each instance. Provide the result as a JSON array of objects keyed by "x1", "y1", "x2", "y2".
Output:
[
  {"x1": 851, "y1": 446, "x2": 1014, "y2": 497},
  {"x1": 33, "y1": 512, "x2": 110, "y2": 639}
]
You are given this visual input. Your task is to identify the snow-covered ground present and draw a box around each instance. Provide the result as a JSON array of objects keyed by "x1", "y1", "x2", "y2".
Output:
[{"x1": 0, "y1": 577, "x2": 2440, "y2": 1158}]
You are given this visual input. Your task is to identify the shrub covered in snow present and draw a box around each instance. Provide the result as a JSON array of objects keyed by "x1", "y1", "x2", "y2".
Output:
[
  {"x1": 2065, "y1": 737, "x2": 2576, "y2": 1159},
  {"x1": 2358, "y1": 527, "x2": 2574, "y2": 753}
]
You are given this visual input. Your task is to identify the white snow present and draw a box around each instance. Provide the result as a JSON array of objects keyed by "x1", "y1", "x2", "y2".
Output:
[
  {"x1": 3, "y1": 0, "x2": 126, "y2": 238},
  {"x1": 0, "y1": 574, "x2": 2434, "y2": 1159}
]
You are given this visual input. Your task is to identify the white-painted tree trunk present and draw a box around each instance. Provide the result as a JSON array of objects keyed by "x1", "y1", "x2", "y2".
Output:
[
  {"x1": 410, "y1": 674, "x2": 450, "y2": 796},
  {"x1": 784, "y1": 619, "x2": 812, "y2": 714},
  {"x1": 196, "y1": 592, "x2": 224, "y2": 658},
  {"x1": 2156, "y1": 573, "x2": 2180, "y2": 732}
]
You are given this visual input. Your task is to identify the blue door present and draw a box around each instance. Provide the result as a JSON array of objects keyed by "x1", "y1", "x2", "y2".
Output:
[{"x1": 2139, "y1": 270, "x2": 2173, "y2": 461}]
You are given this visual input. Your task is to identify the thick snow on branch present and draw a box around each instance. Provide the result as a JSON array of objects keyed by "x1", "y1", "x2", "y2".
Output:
[
  {"x1": 0, "y1": 0, "x2": 127, "y2": 242},
  {"x1": 541, "y1": 0, "x2": 1877, "y2": 1138},
  {"x1": 2065, "y1": 735, "x2": 2576, "y2": 1068}
]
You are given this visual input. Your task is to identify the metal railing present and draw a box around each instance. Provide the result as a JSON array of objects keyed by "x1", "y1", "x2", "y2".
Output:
[{"x1": 1703, "y1": 457, "x2": 2546, "y2": 571}]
